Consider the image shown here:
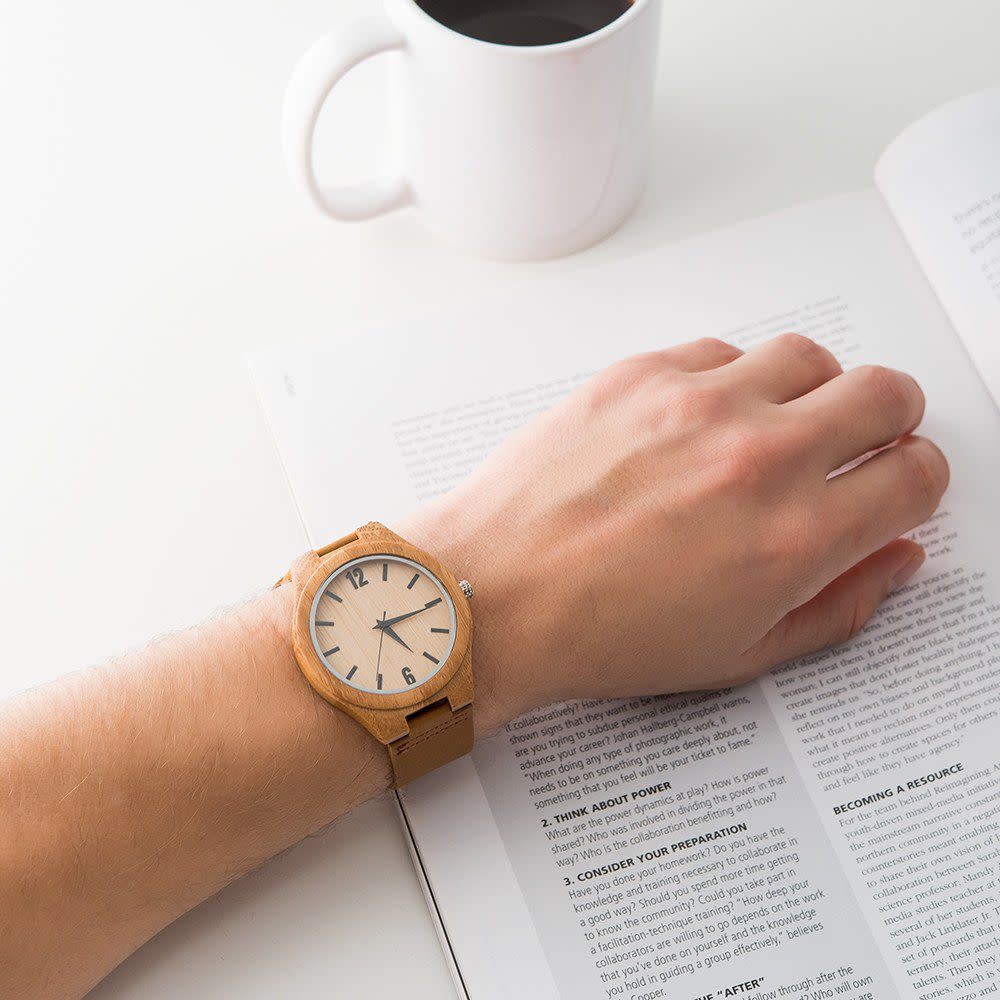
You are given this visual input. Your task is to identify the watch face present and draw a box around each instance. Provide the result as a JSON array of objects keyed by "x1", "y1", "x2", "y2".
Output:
[{"x1": 309, "y1": 554, "x2": 457, "y2": 695}]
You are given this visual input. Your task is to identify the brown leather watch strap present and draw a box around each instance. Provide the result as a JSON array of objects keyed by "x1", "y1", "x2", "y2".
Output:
[{"x1": 389, "y1": 699, "x2": 474, "y2": 787}]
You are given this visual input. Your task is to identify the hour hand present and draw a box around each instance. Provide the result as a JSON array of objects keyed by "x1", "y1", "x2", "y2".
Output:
[{"x1": 380, "y1": 623, "x2": 412, "y2": 651}]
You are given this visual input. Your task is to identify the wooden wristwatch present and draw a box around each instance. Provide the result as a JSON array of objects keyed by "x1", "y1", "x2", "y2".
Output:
[{"x1": 280, "y1": 522, "x2": 473, "y2": 787}]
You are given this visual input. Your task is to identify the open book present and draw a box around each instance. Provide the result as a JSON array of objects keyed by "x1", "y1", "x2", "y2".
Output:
[{"x1": 250, "y1": 89, "x2": 1000, "y2": 999}]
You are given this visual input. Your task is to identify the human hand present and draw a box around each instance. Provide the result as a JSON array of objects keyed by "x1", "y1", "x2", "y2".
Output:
[{"x1": 398, "y1": 335, "x2": 949, "y2": 731}]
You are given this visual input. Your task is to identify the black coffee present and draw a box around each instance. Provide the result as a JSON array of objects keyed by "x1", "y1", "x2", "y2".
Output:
[{"x1": 417, "y1": 0, "x2": 632, "y2": 45}]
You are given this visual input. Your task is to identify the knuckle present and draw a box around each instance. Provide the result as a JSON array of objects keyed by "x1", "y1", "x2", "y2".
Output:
[
  {"x1": 774, "y1": 332, "x2": 838, "y2": 373},
  {"x1": 857, "y1": 365, "x2": 918, "y2": 420},
  {"x1": 900, "y1": 439, "x2": 948, "y2": 511},
  {"x1": 605, "y1": 355, "x2": 651, "y2": 387},
  {"x1": 623, "y1": 350, "x2": 669, "y2": 374},
  {"x1": 586, "y1": 356, "x2": 661, "y2": 408},
  {"x1": 932, "y1": 440, "x2": 951, "y2": 493},
  {"x1": 904, "y1": 372, "x2": 926, "y2": 418},
  {"x1": 693, "y1": 336, "x2": 736, "y2": 356},
  {"x1": 588, "y1": 354, "x2": 696, "y2": 434}
]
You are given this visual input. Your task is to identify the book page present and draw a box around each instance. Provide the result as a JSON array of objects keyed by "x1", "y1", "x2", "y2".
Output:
[
  {"x1": 251, "y1": 194, "x2": 1000, "y2": 999},
  {"x1": 876, "y1": 87, "x2": 1000, "y2": 408}
]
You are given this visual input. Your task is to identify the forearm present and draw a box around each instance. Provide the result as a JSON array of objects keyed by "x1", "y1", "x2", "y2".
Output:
[{"x1": 1, "y1": 585, "x2": 391, "y2": 999}]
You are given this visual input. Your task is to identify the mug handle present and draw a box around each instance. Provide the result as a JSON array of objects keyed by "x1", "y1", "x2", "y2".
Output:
[{"x1": 282, "y1": 13, "x2": 411, "y2": 221}]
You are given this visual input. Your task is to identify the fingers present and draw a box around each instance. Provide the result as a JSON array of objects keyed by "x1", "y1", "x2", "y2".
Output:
[
  {"x1": 790, "y1": 365, "x2": 926, "y2": 472},
  {"x1": 725, "y1": 333, "x2": 842, "y2": 402},
  {"x1": 821, "y1": 435, "x2": 949, "y2": 576},
  {"x1": 746, "y1": 539, "x2": 925, "y2": 671},
  {"x1": 657, "y1": 338, "x2": 744, "y2": 373}
]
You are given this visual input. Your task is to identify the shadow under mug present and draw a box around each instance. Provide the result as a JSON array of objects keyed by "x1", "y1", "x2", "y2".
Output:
[{"x1": 282, "y1": 0, "x2": 661, "y2": 260}]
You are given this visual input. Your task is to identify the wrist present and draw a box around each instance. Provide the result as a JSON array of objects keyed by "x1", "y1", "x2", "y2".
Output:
[
  {"x1": 396, "y1": 492, "x2": 558, "y2": 734},
  {"x1": 253, "y1": 586, "x2": 392, "y2": 826}
]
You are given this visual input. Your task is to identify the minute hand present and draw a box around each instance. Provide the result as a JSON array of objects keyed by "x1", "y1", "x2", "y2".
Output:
[{"x1": 376, "y1": 601, "x2": 441, "y2": 631}]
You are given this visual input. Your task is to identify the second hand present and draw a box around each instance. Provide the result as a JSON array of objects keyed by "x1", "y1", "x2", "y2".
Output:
[{"x1": 375, "y1": 611, "x2": 387, "y2": 690}]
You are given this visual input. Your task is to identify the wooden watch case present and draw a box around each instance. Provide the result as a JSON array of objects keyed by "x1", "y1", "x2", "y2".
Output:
[{"x1": 290, "y1": 526, "x2": 473, "y2": 745}]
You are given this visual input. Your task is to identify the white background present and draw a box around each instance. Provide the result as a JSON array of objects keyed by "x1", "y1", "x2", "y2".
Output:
[{"x1": 1, "y1": 1, "x2": 997, "y2": 995}]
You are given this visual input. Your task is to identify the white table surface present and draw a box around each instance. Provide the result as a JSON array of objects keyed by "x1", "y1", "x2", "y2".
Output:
[{"x1": 2, "y1": 1, "x2": 997, "y2": 996}]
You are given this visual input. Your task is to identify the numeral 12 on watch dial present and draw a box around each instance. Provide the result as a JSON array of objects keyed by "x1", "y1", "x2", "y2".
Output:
[{"x1": 308, "y1": 555, "x2": 457, "y2": 694}]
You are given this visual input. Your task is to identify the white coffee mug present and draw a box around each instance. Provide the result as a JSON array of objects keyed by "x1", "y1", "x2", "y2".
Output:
[{"x1": 282, "y1": 0, "x2": 661, "y2": 259}]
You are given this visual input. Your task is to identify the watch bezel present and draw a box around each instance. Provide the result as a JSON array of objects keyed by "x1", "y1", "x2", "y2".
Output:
[
  {"x1": 307, "y1": 553, "x2": 457, "y2": 695},
  {"x1": 293, "y1": 536, "x2": 472, "y2": 713}
]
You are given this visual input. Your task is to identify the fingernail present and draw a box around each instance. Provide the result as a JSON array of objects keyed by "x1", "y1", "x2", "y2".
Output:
[{"x1": 890, "y1": 550, "x2": 925, "y2": 593}]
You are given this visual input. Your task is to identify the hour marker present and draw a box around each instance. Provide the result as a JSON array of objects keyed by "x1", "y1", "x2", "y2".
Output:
[
  {"x1": 325, "y1": 590, "x2": 343, "y2": 602},
  {"x1": 431, "y1": 627, "x2": 450, "y2": 634},
  {"x1": 323, "y1": 646, "x2": 340, "y2": 656},
  {"x1": 407, "y1": 573, "x2": 420, "y2": 590},
  {"x1": 425, "y1": 598, "x2": 442, "y2": 609},
  {"x1": 377, "y1": 674, "x2": 383, "y2": 690},
  {"x1": 382, "y1": 562, "x2": 388, "y2": 581},
  {"x1": 422, "y1": 652, "x2": 439, "y2": 664},
  {"x1": 316, "y1": 620, "x2": 336, "y2": 627},
  {"x1": 346, "y1": 665, "x2": 357, "y2": 680}
]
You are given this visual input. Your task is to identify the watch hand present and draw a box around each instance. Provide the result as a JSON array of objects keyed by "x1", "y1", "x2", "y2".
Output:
[
  {"x1": 374, "y1": 601, "x2": 441, "y2": 631},
  {"x1": 374, "y1": 608, "x2": 424, "y2": 630},
  {"x1": 381, "y1": 624, "x2": 412, "y2": 651},
  {"x1": 374, "y1": 611, "x2": 387, "y2": 688}
]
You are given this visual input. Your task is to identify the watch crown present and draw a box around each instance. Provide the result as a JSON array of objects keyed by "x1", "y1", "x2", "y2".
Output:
[{"x1": 458, "y1": 579, "x2": 473, "y2": 601}]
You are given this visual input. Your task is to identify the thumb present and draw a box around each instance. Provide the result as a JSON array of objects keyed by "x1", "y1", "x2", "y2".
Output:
[{"x1": 746, "y1": 538, "x2": 925, "y2": 672}]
